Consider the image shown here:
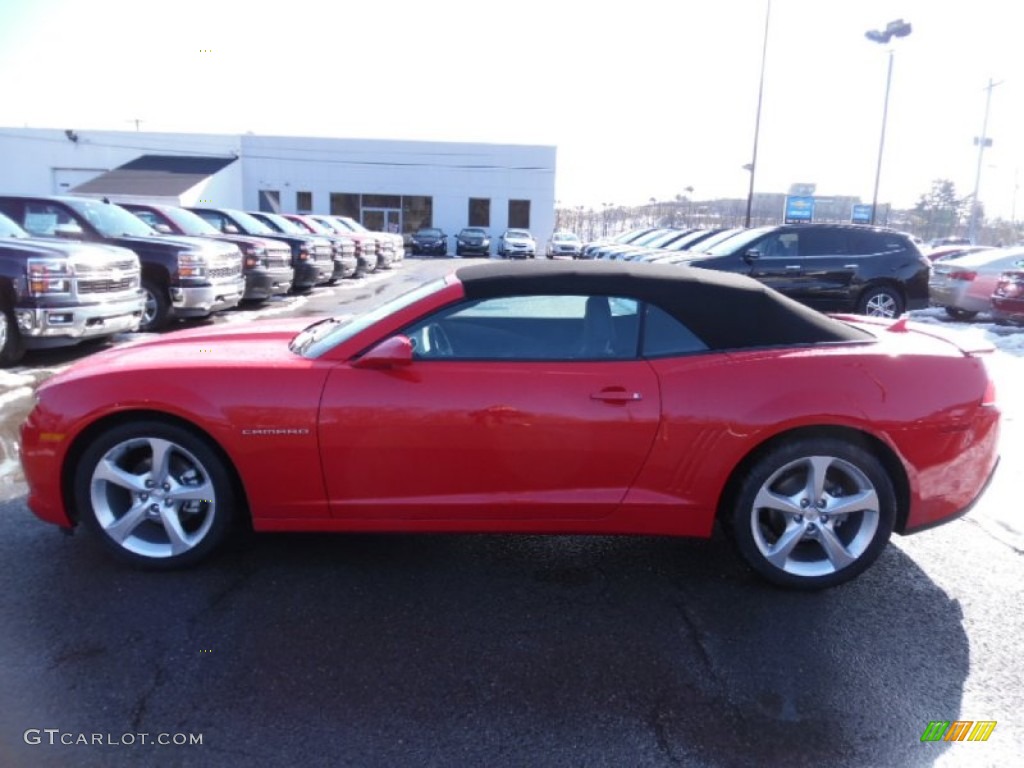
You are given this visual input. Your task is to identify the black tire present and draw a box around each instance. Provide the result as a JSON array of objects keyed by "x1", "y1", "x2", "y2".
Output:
[
  {"x1": 456, "y1": 247, "x2": 464, "y2": 258},
  {"x1": 0, "y1": 306, "x2": 26, "y2": 366},
  {"x1": 140, "y1": 279, "x2": 172, "y2": 332},
  {"x1": 856, "y1": 285, "x2": 904, "y2": 318},
  {"x1": 944, "y1": 306, "x2": 979, "y2": 321},
  {"x1": 728, "y1": 437, "x2": 896, "y2": 590},
  {"x1": 73, "y1": 420, "x2": 237, "y2": 569}
]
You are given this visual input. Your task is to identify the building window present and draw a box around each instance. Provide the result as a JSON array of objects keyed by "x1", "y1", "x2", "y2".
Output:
[
  {"x1": 330, "y1": 193, "x2": 360, "y2": 218},
  {"x1": 509, "y1": 199, "x2": 531, "y2": 229},
  {"x1": 296, "y1": 191, "x2": 312, "y2": 212},
  {"x1": 402, "y1": 196, "x2": 433, "y2": 233},
  {"x1": 362, "y1": 194, "x2": 402, "y2": 209},
  {"x1": 258, "y1": 190, "x2": 281, "y2": 213},
  {"x1": 469, "y1": 198, "x2": 490, "y2": 227}
]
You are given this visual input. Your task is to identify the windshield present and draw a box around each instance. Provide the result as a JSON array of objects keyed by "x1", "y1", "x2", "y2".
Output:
[
  {"x1": 292, "y1": 278, "x2": 446, "y2": 358},
  {"x1": 293, "y1": 216, "x2": 329, "y2": 234},
  {"x1": 256, "y1": 213, "x2": 305, "y2": 234},
  {"x1": 701, "y1": 226, "x2": 774, "y2": 257},
  {"x1": 0, "y1": 211, "x2": 27, "y2": 238},
  {"x1": 66, "y1": 199, "x2": 156, "y2": 237},
  {"x1": 553, "y1": 233, "x2": 578, "y2": 242},
  {"x1": 460, "y1": 228, "x2": 486, "y2": 237},
  {"x1": 417, "y1": 228, "x2": 442, "y2": 237},
  {"x1": 336, "y1": 217, "x2": 369, "y2": 233},
  {"x1": 506, "y1": 230, "x2": 531, "y2": 239},
  {"x1": 218, "y1": 209, "x2": 275, "y2": 235},
  {"x1": 159, "y1": 207, "x2": 220, "y2": 236}
]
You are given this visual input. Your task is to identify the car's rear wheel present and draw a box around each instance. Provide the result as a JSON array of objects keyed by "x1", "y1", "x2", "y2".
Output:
[
  {"x1": 945, "y1": 306, "x2": 979, "y2": 321},
  {"x1": 856, "y1": 285, "x2": 904, "y2": 318},
  {"x1": 74, "y1": 421, "x2": 236, "y2": 568},
  {"x1": 0, "y1": 306, "x2": 26, "y2": 366},
  {"x1": 729, "y1": 438, "x2": 896, "y2": 589},
  {"x1": 140, "y1": 279, "x2": 172, "y2": 332}
]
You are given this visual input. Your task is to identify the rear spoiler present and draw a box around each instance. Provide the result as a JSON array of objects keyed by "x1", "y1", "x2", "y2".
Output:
[{"x1": 831, "y1": 314, "x2": 996, "y2": 357}]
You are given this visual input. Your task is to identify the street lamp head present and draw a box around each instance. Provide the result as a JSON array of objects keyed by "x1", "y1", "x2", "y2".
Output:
[
  {"x1": 865, "y1": 29, "x2": 891, "y2": 44},
  {"x1": 887, "y1": 19, "x2": 912, "y2": 38}
]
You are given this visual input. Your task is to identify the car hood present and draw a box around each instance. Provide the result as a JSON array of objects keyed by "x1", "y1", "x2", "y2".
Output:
[{"x1": 41, "y1": 316, "x2": 328, "y2": 390}]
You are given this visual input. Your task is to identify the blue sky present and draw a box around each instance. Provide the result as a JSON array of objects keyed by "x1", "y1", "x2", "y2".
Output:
[{"x1": 2, "y1": 0, "x2": 1023, "y2": 217}]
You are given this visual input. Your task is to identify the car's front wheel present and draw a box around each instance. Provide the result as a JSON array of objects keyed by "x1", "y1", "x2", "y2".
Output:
[
  {"x1": 856, "y1": 285, "x2": 904, "y2": 318},
  {"x1": 74, "y1": 421, "x2": 237, "y2": 568},
  {"x1": 140, "y1": 279, "x2": 172, "y2": 332},
  {"x1": 728, "y1": 438, "x2": 896, "y2": 589},
  {"x1": 0, "y1": 306, "x2": 26, "y2": 366}
]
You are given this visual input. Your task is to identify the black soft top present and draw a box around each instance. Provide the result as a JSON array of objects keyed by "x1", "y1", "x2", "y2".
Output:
[{"x1": 455, "y1": 261, "x2": 870, "y2": 349}]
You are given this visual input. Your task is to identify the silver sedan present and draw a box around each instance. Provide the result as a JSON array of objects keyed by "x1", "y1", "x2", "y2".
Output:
[{"x1": 928, "y1": 247, "x2": 1024, "y2": 320}]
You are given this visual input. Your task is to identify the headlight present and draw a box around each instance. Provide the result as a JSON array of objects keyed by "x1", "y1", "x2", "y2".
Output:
[
  {"x1": 27, "y1": 258, "x2": 73, "y2": 296},
  {"x1": 242, "y1": 245, "x2": 266, "y2": 268},
  {"x1": 177, "y1": 250, "x2": 208, "y2": 277}
]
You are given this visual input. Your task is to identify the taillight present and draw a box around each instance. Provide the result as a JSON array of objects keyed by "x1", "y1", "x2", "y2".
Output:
[
  {"x1": 995, "y1": 277, "x2": 1023, "y2": 297},
  {"x1": 949, "y1": 270, "x2": 977, "y2": 281},
  {"x1": 982, "y1": 377, "x2": 997, "y2": 407}
]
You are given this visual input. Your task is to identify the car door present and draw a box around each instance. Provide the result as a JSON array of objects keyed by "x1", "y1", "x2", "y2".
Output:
[
  {"x1": 794, "y1": 227, "x2": 859, "y2": 308},
  {"x1": 317, "y1": 294, "x2": 661, "y2": 521},
  {"x1": 745, "y1": 230, "x2": 806, "y2": 296}
]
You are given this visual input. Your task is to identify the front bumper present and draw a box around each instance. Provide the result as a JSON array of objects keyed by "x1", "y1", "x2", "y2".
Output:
[
  {"x1": 172, "y1": 277, "x2": 244, "y2": 317},
  {"x1": 244, "y1": 267, "x2": 293, "y2": 301},
  {"x1": 457, "y1": 242, "x2": 490, "y2": 255},
  {"x1": 16, "y1": 293, "x2": 144, "y2": 349},
  {"x1": 332, "y1": 254, "x2": 358, "y2": 280},
  {"x1": 413, "y1": 241, "x2": 447, "y2": 255}
]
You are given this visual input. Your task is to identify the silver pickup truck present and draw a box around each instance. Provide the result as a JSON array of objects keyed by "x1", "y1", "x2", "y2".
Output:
[{"x1": 0, "y1": 212, "x2": 144, "y2": 366}]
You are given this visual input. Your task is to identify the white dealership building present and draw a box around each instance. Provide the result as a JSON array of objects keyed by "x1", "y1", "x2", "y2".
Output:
[{"x1": 0, "y1": 127, "x2": 556, "y2": 242}]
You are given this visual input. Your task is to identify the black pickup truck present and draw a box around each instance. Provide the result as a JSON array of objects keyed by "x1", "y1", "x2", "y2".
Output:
[
  {"x1": 0, "y1": 196, "x2": 245, "y2": 332},
  {"x1": 118, "y1": 202, "x2": 293, "y2": 301},
  {"x1": 188, "y1": 207, "x2": 334, "y2": 292},
  {"x1": 0, "y1": 212, "x2": 144, "y2": 365}
]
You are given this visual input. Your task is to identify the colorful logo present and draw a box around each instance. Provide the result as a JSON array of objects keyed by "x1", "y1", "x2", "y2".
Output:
[{"x1": 921, "y1": 720, "x2": 997, "y2": 742}]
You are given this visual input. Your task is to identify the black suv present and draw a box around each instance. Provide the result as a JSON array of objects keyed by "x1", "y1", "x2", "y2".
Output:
[{"x1": 674, "y1": 224, "x2": 930, "y2": 317}]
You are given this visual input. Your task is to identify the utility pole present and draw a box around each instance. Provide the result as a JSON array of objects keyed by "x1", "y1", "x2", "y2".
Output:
[
  {"x1": 744, "y1": 0, "x2": 771, "y2": 228},
  {"x1": 967, "y1": 78, "x2": 1002, "y2": 244}
]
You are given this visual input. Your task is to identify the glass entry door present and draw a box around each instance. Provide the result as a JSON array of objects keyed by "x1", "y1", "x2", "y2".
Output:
[{"x1": 364, "y1": 208, "x2": 401, "y2": 233}]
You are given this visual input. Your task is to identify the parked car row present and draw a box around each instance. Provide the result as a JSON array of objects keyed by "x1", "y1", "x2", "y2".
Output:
[
  {"x1": 928, "y1": 246, "x2": 1024, "y2": 323},
  {"x1": 0, "y1": 194, "x2": 401, "y2": 365},
  {"x1": 581, "y1": 224, "x2": 931, "y2": 318}
]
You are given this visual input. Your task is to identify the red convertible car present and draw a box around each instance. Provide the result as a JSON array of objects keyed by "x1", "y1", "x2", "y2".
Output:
[{"x1": 20, "y1": 262, "x2": 1000, "y2": 589}]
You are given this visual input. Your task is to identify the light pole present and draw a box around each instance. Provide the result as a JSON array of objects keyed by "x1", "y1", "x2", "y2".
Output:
[
  {"x1": 967, "y1": 78, "x2": 1002, "y2": 244},
  {"x1": 865, "y1": 19, "x2": 912, "y2": 226},
  {"x1": 744, "y1": 0, "x2": 771, "y2": 228}
]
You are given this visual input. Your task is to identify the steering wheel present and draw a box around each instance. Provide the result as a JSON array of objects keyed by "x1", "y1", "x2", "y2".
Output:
[{"x1": 426, "y1": 323, "x2": 453, "y2": 357}]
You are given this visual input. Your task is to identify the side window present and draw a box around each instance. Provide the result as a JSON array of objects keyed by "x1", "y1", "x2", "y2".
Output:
[
  {"x1": 853, "y1": 231, "x2": 907, "y2": 255},
  {"x1": 641, "y1": 304, "x2": 709, "y2": 357},
  {"x1": 799, "y1": 228, "x2": 848, "y2": 256},
  {"x1": 402, "y1": 295, "x2": 640, "y2": 361},
  {"x1": 758, "y1": 232, "x2": 801, "y2": 259},
  {"x1": 194, "y1": 210, "x2": 226, "y2": 231},
  {"x1": 23, "y1": 203, "x2": 78, "y2": 237},
  {"x1": 131, "y1": 210, "x2": 161, "y2": 229}
]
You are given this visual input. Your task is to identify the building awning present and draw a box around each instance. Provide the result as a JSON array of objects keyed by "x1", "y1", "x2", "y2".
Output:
[{"x1": 71, "y1": 154, "x2": 237, "y2": 196}]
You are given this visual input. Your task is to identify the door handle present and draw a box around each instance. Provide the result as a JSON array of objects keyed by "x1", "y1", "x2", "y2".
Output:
[
  {"x1": 784, "y1": 265, "x2": 801, "y2": 271},
  {"x1": 843, "y1": 263, "x2": 859, "y2": 269},
  {"x1": 591, "y1": 390, "x2": 643, "y2": 403}
]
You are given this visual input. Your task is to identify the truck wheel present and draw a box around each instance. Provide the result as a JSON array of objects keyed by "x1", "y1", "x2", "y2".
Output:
[
  {"x1": 140, "y1": 279, "x2": 172, "y2": 332},
  {"x1": 0, "y1": 307, "x2": 27, "y2": 366}
]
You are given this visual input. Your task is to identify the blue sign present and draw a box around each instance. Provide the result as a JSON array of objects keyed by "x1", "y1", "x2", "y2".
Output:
[
  {"x1": 852, "y1": 204, "x2": 872, "y2": 224},
  {"x1": 784, "y1": 196, "x2": 815, "y2": 223}
]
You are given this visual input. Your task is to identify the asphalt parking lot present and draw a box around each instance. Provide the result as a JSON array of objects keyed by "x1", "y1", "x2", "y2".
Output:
[{"x1": 1, "y1": 256, "x2": 1022, "y2": 767}]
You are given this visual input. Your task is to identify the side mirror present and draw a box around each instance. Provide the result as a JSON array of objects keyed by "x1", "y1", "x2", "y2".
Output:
[
  {"x1": 743, "y1": 248, "x2": 761, "y2": 263},
  {"x1": 224, "y1": 224, "x2": 240, "y2": 234},
  {"x1": 54, "y1": 223, "x2": 83, "y2": 240},
  {"x1": 154, "y1": 223, "x2": 173, "y2": 234},
  {"x1": 352, "y1": 335, "x2": 414, "y2": 369}
]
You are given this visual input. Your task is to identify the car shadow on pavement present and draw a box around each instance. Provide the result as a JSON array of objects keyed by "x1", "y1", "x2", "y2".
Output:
[{"x1": 0, "y1": 513, "x2": 966, "y2": 768}]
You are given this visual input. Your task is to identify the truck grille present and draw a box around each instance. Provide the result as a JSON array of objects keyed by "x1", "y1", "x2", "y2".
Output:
[
  {"x1": 209, "y1": 264, "x2": 242, "y2": 279},
  {"x1": 74, "y1": 259, "x2": 138, "y2": 274},
  {"x1": 267, "y1": 249, "x2": 291, "y2": 268},
  {"x1": 79, "y1": 277, "x2": 138, "y2": 294}
]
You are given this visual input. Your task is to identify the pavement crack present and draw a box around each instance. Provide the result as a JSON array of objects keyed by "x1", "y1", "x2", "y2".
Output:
[{"x1": 129, "y1": 661, "x2": 167, "y2": 732}]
